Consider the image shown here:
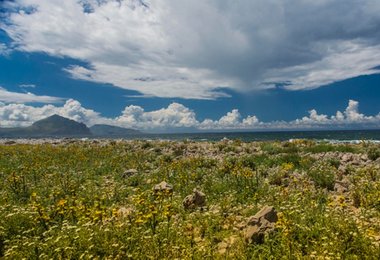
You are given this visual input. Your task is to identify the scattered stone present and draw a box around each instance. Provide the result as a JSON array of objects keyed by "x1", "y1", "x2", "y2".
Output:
[
  {"x1": 338, "y1": 165, "x2": 348, "y2": 175},
  {"x1": 153, "y1": 181, "x2": 173, "y2": 194},
  {"x1": 247, "y1": 205, "x2": 278, "y2": 225},
  {"x1": 244, "y1": 206, "x2": 278, "y2": 244},
  {"x1": 245, "y1": 225, "x2": 267, "y2": 244},
  {"x1": 121, "y1": 169, "x2": 138, "y2": 178},
  {"x1": 360, "y1": 154, "x2": 368, "y2": 161},
  {"x1": 351, "y1": 159, "x2": 361, "y2": 166},
  {"x1": 183, "y1": 189, "x2": 206, "y2": 209},
  {"x1": 341, "y1": 153, "x2": 353, "y2": 163},
  {"x1": 334, "y1": 181, "x2": 348, "y2": 193}
]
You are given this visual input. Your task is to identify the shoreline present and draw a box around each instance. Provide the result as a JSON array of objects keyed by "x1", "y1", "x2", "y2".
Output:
[{"x1": 1, "y1": 137, "x2": 380, "y2": 145}]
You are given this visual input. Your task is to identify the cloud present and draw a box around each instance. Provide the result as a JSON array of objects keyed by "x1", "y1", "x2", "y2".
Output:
[
  {"x1": 66, "y1": 63, "x2": 232, "y2": 99},
  {"x1": 2, "y1": 0, "x2": 380, "y2": 98},
  {"x1": 199, "y1": 109, "x2": 260, "y2": 129},
  {"x1": 264, "y1": 42, "x2": 380, "y2": 91},
  {"x1": 0, "y1": 43, "x2": 11, "y2": 56},
  {"x1": 1, "y1": 98, "x2": 379, "y2": 130},
  {"x1": 0, "y1": 87, "x2": 63, "y2": 103},
  {"x1": 292, "y1": 99, "x2": 380, "y2": 128},
  {"x1": 19, "y1": 84, "x2": 36, "y2": 88},
  {"x1": 116, "y1": 102, "x2": 199, "y2": 129}
]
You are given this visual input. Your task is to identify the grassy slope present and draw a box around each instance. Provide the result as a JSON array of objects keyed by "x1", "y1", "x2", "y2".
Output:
[{"x1": 0, "y1": 140, "x2": 379, "y2": 259}]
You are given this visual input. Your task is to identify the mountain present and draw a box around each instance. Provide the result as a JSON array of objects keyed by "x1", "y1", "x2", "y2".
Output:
[
  {"x1": 90, "y1": 124, "x2": 141, "y2": 137},
  {"x1": 29, "y1": 114, "x2": 92, "y2": 136},
  {"x1": 0, "y1": 114, "x2": 91, "y2": 138},
  {"x1": 0, "y1": 115, "x2": 142, "y2": 138}
]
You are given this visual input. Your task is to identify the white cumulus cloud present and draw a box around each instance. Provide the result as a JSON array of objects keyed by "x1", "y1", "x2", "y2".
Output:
[
  {"x1": 199, "y1": 109, "x2": 260, "y2": 129},
  {"x1": 116, "y1": 102, "x2": 199, "y2": 129},
  {"x1": 293, "y1": 99, "x2": 379, "y2": 128},
  {"x1": 2, "y1": 98, "x2": 378, "y2": 130}
]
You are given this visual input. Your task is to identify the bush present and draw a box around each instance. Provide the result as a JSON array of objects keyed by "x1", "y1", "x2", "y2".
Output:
[
  {"x1": 367, "y1": 147, "x2": 380, "y2": 161},
  {"x1": 307, "y1": 161, "x2": 336, "y2": 190}
]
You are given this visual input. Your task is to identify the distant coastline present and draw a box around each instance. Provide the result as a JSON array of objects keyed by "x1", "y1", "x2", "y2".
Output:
[
  {"x1": 1, "y1": 129, "x2": 380, "y2": 143},
  {"x1": 139, "y1": 129, "x2": 380, "y2": 142}
]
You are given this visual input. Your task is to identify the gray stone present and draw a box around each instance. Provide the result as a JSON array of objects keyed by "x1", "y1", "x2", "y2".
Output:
[
  {"x1": 334, "y1": 176, "x2": 350, "y2": 193},
  {"x1": 121, "y1": 169, "x2": 138, "y2": 178},
  {"x1": 334, "y1": 182, "x2": 348, "y2": 193},
  {"x1": 244, "y1": 206, "x2": 278, "y2": 244},
  {"x1": 341, "y1": 153, "x2": 353, "y2": 163},
  {"x1": 247, "y1": 205, "x2": 278, "y2": 225},
  {"x1": 183, "y1": 189, "x2": 206, "y2": 209},
  {"x1": 360, "y1": 154, "x2": 369, "y2": 161},
  {"x1": 153, "y1": 181, "x2": 173, "y2": 194},
  {"x1": 245, "y1": 221, "x2": 275, "y2": 244},
  {"x1": 338, "y1": 165, "x2": 348, "y2": 175}
]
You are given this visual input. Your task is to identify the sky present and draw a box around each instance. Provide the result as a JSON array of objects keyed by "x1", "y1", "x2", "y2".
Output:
[{"x1": 0, "y1": 0, "x2": 380, "y2": 132}]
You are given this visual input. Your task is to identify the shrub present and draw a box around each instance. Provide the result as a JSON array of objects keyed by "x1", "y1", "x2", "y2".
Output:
[
  {"x1": 307, "y1": 161, "x2": 336, "y2": 190},
  {"x1": 367, "y1": 147, "x2": 380, "y2": 161}
]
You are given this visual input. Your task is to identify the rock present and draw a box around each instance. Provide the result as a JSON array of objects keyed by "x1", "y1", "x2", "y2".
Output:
[
  {"x1": 341, "y1": 153, "x2": 353, "y2": 163},
  {"x1": 245, "y1": 225, "x2": 266, "y2": 244},
  {"x1": 338, "y1": 165, "x2": 348, "y2": 175},
  {"x1": 244, "y1": 206, "x2": 278, "y2": 244},
  {"x1": 183, "y1": 189, "x2": 206, "y2": 209},
  {"x1": 360, "y1": 154, "x2": 368, "y2": 161},
  {"x1": 4, "y1": 140, "x2": 16, "y2": 145},
  {"x1": 121, "y1": 169, "x2": 138, "y2": 178},
  {"x1": 247, "y1": 205, "x2": 278, "y2": 225},
  {"x1": 153, "y1": 181, "x2": 173, "y2": 194},
  {"x1": 334, "y1": 182, "x2": 348, "y2": 193},
  {"x1": 351, "y1": 159, "x2": 361, "y2": 166}
]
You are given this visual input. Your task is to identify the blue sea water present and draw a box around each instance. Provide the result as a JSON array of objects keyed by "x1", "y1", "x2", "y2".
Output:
[{"x1": 135, "y1": 129, "x2": 380, "y2": 142}]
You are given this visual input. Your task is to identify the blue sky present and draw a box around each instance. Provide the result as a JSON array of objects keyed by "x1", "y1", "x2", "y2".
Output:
[{"x1": 0, "y1": 0, "x2": 380, "y2": 131}]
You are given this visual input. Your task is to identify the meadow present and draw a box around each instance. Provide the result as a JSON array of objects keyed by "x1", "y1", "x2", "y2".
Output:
[{"x1": 0, "y1": 139, "x2": 379, "y2": 259}]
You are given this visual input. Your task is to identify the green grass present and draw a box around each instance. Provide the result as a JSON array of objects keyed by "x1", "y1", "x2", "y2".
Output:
[{"x1": 0, "y1": 140, "x2": 379, "y2": 259}]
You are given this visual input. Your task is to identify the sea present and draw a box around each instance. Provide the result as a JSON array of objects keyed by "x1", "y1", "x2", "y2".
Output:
[{"x1": 130, "y1": 129, "x2": 380, "y2": 143}]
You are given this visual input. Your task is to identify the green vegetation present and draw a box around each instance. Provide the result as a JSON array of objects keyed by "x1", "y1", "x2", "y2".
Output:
[
  {"x1": 368, "y1": 147, "x2": 380, "y2": 161},
  {"x1": 0, "y1": 140, "x2": 379, "y2": 259}
]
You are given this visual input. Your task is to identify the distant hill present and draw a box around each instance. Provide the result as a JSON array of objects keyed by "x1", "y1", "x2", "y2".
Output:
[
  {"x1": 30, "y1": 114, "x2": 92, "y2": 136},
  {"x1": 90, "y1": 124, "x2": 141, "y2": 137},
  {"x1": 0, "y1": 114, "x2": 91, "y2": 138},
  {"x1": 0, "y1": 115, "x2": 142, "y2": 138}
]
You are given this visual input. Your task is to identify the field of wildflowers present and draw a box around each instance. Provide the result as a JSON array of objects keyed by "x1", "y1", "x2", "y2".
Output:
[{"x1": 0, "y1": 139, "x2": 379, "y2": 259}]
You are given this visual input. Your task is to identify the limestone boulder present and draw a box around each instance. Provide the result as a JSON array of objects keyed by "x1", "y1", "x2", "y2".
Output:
[
  {"x1": 244, "y1": 206, "x2": 278, "y2": 244},
  {"x1": 153, "y1": 181, "x2": 173, "y2": 194},
  {"x1": 183, "y1": 189, "x2": 206, "y2": 209},
  {"x1": 121, "y1": 169, "x2": 138, "y2": 178}
]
